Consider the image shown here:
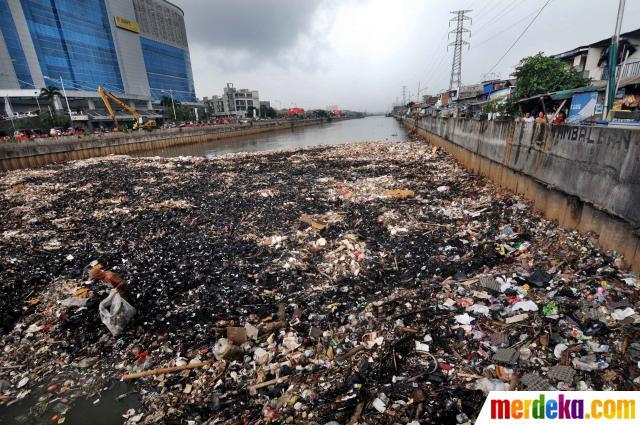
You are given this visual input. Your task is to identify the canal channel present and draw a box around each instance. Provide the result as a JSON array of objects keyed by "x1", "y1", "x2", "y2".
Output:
[{"x1": 130, "y1": 116, "x2": 407, "y2": 158}]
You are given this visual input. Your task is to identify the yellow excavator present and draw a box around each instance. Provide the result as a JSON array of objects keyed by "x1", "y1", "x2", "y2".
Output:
[{"x1": 98, "y1": 85, "x2": 156, "y2": 131}]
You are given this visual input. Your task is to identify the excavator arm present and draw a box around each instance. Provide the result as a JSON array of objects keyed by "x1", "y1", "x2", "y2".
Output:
[
  {"x1": 98, "y1": 85, "x2": 142, "y2": 130},
  {"x1": 98, "y1": 86, "x2": 119, "y2": 129}
]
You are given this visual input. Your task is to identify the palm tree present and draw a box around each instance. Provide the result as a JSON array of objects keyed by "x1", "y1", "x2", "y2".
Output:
[
  {"x1": 40, "y1": 86, "x2": 62, "y2": 113},
  {"x1": 39, "y1": 86, "x2": 61, "y2": 102}
]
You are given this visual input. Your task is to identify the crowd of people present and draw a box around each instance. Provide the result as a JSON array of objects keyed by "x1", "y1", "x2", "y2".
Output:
[{"x1": 518, "y1": 110, "x2": 566, "y2": 125}]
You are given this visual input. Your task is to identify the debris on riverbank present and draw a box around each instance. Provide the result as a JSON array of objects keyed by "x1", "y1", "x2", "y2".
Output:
[{"x1": 1, "y1": 140, "x2": 638, "y2": 424}]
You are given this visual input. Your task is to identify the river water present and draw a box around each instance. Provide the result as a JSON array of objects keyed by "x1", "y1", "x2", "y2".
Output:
[{"x1": 131, "y1": 116, "x2": 406, "y2": 158}]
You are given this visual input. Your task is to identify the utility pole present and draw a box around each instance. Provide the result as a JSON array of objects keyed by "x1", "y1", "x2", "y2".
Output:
[
  {"x1": 603, "y1": 0, "x2": 626, "y2": 118},
  {"x1": 401, "y1": 86, "x2": 407, "y2": 106},
  {"x1": 59, "y1": 76, "x2": 72, "y2": 117},
  {"x1": 448, "y1": 10, "x2": 472, "y2": 91}
]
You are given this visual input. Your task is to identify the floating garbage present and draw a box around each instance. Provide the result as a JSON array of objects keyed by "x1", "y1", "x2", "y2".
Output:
[
  {"x1": 97, "y1": 270, "x2": 137, "y2": 338},
  {"x1": 0, "y1": 140, "x2": 638, "y2": 423}
]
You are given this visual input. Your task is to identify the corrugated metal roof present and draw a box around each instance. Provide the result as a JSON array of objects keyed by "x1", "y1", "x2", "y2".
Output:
[
  {"x1": 619, "y1": 75, "x2": 640, "y2": 87},
  {"x1": 515, "y1": 84, "x2": 605, "y2": 103}
]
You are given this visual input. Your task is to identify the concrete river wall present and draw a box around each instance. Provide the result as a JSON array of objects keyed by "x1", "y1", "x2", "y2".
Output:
[
  {"x1": 0, "y1": 119, "x2": 328, "y2": 172},
  {"x1": 402, "y1": 116, "x2": 640, "y2": 271}
]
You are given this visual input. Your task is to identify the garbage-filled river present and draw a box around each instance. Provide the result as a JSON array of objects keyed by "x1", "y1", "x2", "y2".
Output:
[
  {"x1": 131, "y1": 115, "x2": 406, "y2": 158},
  {"x1": 2, "y1": 119, "x2": 638, "y2": 424}
]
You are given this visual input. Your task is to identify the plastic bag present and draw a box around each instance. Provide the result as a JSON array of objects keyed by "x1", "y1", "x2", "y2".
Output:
[{"x1": 99, "y1": 289, "x2": 136, "y2": 336}]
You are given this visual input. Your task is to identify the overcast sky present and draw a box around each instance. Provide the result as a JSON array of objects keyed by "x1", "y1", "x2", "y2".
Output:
[{"x1": 172, "y1": 0, "x2": 640, "y2": 112}]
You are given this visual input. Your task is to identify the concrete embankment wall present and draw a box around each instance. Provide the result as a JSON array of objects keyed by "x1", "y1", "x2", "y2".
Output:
[
  {"x1": 0, "y1": 119, "x2": 327, "y2": 171},
  {"x1": 402, "y1": 117, "x2": 640, "y2": 271}
]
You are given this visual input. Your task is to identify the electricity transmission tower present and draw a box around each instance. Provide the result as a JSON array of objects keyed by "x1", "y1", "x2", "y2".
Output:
[{"x1": 448, "y1": 10, "x2": 472, "y2": 91}]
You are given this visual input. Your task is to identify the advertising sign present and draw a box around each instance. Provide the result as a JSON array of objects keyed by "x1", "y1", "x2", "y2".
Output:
[
  {"x1": 488, "y1": 87, "x2": 512, "y2": 101},
  {"x1": 567, "y1": 91, "x2": 598, "y2": 124},
  {"x1": 115, "y1": 16, "x2": 140, "y2": 33}
]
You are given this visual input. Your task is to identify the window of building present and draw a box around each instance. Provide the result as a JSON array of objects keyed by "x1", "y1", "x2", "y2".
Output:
[
  {"x1": 140, "y1": 36, "x2": 195, "y2": 102},
  {"x1": 20, "y1": 0, "x2": 124, "y2": 92},
  {"x1": 0, "y1": 0, "x2": 33, "y2": 88}
]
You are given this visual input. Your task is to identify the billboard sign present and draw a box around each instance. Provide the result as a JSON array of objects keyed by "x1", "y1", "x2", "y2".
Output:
[
  {"x1": 115, "y1": 16, "x2": 140, "y2": 33},
  {"x1": 488, "y1": 87, "x2": 512, "y2": 101},
  {"x1": 567, "y1": 91, "x2": 598, "y2": 124},
  {"x1": 288, "y1": 108, "x2": 305, "y2": 116}
]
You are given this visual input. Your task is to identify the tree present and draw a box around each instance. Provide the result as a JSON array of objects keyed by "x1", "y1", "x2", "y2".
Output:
[
  {"x1": 40, "y1": 86, "x2": 62, "y2": 112},
  {"x1": 161, "y1": 96, "x2": 187, "y2": 122},
  {"x1": 513, "y1": 53, "x2": 590, "y2": 101},
  {"x1": 39, "y1": 86, "x2": 61, "y2": 103},
  {"x1": 160, "y1": 96, "x2": 179, "y2": 108},
  {"x1": 246, "y1": 105, "x2": 258, "y2": 118},
  {"x1": 259, "y1": 105, "x2": 277, "y2": 119}
]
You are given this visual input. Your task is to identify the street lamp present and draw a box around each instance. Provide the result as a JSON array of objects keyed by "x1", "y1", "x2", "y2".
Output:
[{"x1": 162, "y1": 89, "x2": 177, "y2": 122}]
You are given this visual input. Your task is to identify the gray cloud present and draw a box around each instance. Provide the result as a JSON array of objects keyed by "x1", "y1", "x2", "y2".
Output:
[
  {"x1": 168, "y1": 0, "x2": 640, "y2": 112},
  {"x1": 173, "y1": 0, "x2": 323, "y2": 58}
]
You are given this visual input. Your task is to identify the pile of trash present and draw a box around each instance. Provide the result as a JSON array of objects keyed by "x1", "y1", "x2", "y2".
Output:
[{"x1": 1, "y1": 140, "x2": 638, "y2": 424}]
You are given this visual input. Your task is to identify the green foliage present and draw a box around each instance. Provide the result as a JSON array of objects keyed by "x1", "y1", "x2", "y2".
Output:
[
  {"x1": 38, "y1": 112, "x2": 69, "y2": 129},
  {"x1": 199, "y1": 107, "x2": 213, "y2": 121},
  {"x1": 13, "y1": 116, "x2": 41, "y2": 131},
  {"x1": 160, "y1": 96, "x2": 181, "y2": 109},
  {"x1": 260, "y1": 105, "x2": 277, "y2": 119},
  {"x1": 39, "y1": 86, "x2": 61, "y2": 102},
  {"x1": 160, "y1": 96, "x2": 189, "y2": 122},
  {"x1": 163, "y1": 104, "x2": 192, "y2": 122},
  {"x1": 513, "y1": 53, "x2": 590, "y2": 100}
]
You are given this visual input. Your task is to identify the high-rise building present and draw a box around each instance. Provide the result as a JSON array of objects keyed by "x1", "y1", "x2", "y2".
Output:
[
  {"x1": 222, "y1": 83, "x2": 259, "y2": 118},
  {"x1": 203, "y1": 95, "x2": 226, "y2": 116},
  {"x1": 0, "y1": 0, "x2": 196, "y2": 126}
]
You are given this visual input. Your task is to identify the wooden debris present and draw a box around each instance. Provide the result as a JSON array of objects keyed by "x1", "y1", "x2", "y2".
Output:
[{"x1": 122, "y1": 361, "x2": 211, "y2": 381}]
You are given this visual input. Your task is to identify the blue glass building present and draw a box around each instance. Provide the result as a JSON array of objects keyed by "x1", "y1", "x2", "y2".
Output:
[
  {"x1": 0, "y1": 0, "x2": 196, "y2": 105},
  {"x1": 20, "y1": 0, "x2": 124, "y2": 93},
  {"x1": 0, "y1": 0, "x2": 33, "y2": 88},
  {"x1": 141, "y1": 37, "x2": 195, "y2": 102}
]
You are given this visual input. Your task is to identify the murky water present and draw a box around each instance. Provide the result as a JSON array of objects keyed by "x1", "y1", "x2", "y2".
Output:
[
  {"x1": 0, "y1": 381, "x2": 140, "y2": 425},
  {"x1": 131, "y1": 116, "x2": 406, "y2": 158}
]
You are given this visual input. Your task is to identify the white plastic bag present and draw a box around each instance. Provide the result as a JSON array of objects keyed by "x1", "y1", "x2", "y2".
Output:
[{"x1": 99, "y1": 289, "x2": 136, "y2": 336}]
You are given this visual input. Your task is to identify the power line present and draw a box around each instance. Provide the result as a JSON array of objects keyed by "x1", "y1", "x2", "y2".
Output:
[
  {"x1": 473, "y1": 0, "x2": 520, "y2": 35},
  {"x1": 423, "y1": 50, "x2": 449, "y2": 90},
  {"x1": 413, "y1": 31, "x2": 448, "y2": 84},
  {"x1": 486, "y1": 0, "x2": 553, "y2": 75},
  {"x1": 472, "y1": 0, "x2": 499, "y2": 22},
  {"x1": 474, "y1": 8, "x2": 540, "y2": 48}
]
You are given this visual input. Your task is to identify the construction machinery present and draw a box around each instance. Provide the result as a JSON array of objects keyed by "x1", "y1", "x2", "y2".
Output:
[{"x1": 98, "y1": 85, "x2": 156, "y2": 131}]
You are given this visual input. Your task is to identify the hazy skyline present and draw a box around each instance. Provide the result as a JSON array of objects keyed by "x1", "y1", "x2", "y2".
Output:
[{"x1": 173, "y1": 0, "x2": 640, "y2": 111}]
